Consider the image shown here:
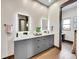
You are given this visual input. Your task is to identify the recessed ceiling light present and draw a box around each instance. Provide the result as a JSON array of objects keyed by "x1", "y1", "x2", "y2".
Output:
[
  {"x1": 33, "y1": 2, "x2": 38, "y2": 7},
  {"x1": 23, "y1": 0, "x2": 28, "y2": 4},
  {"x1": 48, "y1": 0, "x2": 52, "y2": 2},
  {"x1": 40, "y1": 6, "x2": 44, "y2": 9}
]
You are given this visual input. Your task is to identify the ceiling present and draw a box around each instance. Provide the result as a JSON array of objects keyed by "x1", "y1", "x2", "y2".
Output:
[
  {"x1": 62, "y1": 2, "x2": 77, "y2": 11},
  {"x1": 35, "y1": 0, "x2": 58, "y2": 7}
]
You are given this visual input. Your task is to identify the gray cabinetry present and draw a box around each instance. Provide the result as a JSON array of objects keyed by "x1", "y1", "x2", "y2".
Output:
[
  {"x1": 48, "y1": 35, "x2": 54, "y2": 47},
  {"x1": 14, "y1": 35, "x2": 54, "y2": 59},
  {"x1": 15, "y1": 39, "x2": 37, "y2": 59},
  {"x1": 35, "y1": 37, "x2": 44, "y2": 53}
]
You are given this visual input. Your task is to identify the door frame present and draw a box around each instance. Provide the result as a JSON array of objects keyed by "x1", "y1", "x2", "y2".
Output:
[{"x1": 59, "y1": 0, "x2": 77, "y2": 50}]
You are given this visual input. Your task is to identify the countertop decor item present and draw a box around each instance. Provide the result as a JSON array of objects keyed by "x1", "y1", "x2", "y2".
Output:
[{"x1": 36, "y1": 27, "x2": 41, "y2": 32}]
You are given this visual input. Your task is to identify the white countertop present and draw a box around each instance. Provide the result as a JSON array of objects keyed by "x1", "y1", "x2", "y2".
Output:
[{"x1": 14, "y1": 33, "x2": 54, "y2": 41}]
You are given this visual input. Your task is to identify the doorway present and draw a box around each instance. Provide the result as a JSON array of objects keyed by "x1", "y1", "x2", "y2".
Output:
[{"x1": 60, "y1": 0, "x2": 77, "y2": 57}]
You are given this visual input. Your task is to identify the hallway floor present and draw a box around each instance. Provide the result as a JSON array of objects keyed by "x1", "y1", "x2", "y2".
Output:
[
  {"x1": 56, "y1": 42, "x2": 76, "y2": 59},
  {"x1": 31, "y1": 42, "x2": 76, "y2": 59}
]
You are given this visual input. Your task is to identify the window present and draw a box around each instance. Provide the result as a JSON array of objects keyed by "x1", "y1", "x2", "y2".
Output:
[{"x1": 63, "y1": 18, "x2": 71, "y2": 31}]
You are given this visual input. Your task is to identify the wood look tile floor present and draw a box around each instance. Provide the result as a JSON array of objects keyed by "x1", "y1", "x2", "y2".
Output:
[
  {"x1": 56, "y1": 42, "x2": 76, "y2": 59},
  {"x1": 10, "y1": 42, "x2": 76, "y2": 59},
  {"x1": 31, "y1": 42, "x2": 76, "y2": 59}
]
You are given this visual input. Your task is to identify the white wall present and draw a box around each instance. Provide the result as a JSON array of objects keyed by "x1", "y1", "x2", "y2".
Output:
[
  {"x1": 1, "y1": 0, "x2": 48, "y2": 58},
  {"x1": 62, "y1": 6, "x2": 77, "y2": 41},
  {"x1": 1, "y1": 0, "x2": 70, "y2": 58},
  {"x1": 48, "y1": 3, "x2": 60, "y2": 47},
  {"x1": 48, "y1": 0, "x2": 68, "y2": 47}
]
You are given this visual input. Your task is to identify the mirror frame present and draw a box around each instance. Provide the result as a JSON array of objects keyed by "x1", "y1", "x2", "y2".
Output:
[
  {"x1": 41, "y1": 17, "x2": 48, "y2": 31},
  {"x1": 16, "y1": 12, "x2": 31, "y2": 33}
]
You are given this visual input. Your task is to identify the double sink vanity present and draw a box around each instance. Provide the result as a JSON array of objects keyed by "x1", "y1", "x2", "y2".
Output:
[
  {"x1": 14, "y1": 33, "x2": 54, "y2": 59},
  {"x1": 14, "y1": 13, "x2": 54, "y2": 59}
]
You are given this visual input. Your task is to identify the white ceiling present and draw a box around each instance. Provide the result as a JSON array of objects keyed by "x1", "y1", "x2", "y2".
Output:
[
  {"x1": 36, "y1": 0, "x2": 58, "y2": 7},
  {"x1": 62, "y1": 2, "x2": 77, "y2": 11}
]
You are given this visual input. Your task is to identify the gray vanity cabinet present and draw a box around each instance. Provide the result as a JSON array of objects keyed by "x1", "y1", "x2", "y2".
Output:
[
  {"x1": 42, "y1": 35, "x2": 54, "y2": 50},
  {"x1": 49, "y1": 35, "x2": 54, "y2": 47},
  {"x1": 45, "y1": 35, "x2": 54, "y2": 47},
  {"x1": 14, "y1": 39, "x2": 37, "y2": 59},
  {"x1": 35, "y1": 37, "x2": 43, "y2": 53},
  {"x1": 42, "y1": 36, "x2": 50, "y2": 50},
  {"x1": 33, "y1": 37, "x2": 42, "y2": 55},
  {"x1": 34, "y1": 37, "x2": 45, "y2": 54},
  {"x1": 14, "y1": 35, "x2": 54, "y2": 59}
]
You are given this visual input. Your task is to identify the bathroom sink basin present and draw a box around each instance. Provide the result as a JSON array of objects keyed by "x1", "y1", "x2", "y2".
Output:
[{"x1": 33, "y1": 33, "x2": 42, "y2": 36}]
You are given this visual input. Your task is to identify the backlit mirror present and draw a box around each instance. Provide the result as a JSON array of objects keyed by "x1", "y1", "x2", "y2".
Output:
[
  {"x1": 18, "y1": 14, "x2": 29, "y2": 31},
  {"x1": 41, "y1": 18, "x2": 48, "y2": 31}
]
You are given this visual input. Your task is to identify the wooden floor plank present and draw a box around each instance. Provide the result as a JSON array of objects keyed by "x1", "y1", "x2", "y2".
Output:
[{"x1": 31, "y1": 42, "x2": 76, "y2": 59}]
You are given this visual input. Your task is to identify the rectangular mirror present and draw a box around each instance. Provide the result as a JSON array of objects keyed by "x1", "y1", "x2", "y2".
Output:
[
  {"x1": 41, "y1": 18, "x2": 48, "y2": 31},
  {"x1": 18, "y1": 14, "x2": 28, "y2": 31}
]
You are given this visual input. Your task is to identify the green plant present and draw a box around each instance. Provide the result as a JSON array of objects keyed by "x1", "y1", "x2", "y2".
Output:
[{"x1": 36, "y1": 27, "x2": 41, "y2": 32}]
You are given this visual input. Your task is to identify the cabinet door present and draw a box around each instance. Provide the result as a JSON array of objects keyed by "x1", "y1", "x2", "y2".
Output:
[
  {"x1": 35, "y1": 37, "x2": 44, "y2": 53},
  {"x1": 15, "y1": 39, "x2": 29, "y2": 59},
  {"x1": 14, "y1": 39, "x2": 36, "y2": 59},
  {"x1": 48, "y1": 35, "x2": 54, "y2": 47},
  {"x1": 42, "y1": 36, "x2": 49, "y2": 50},
  {"x1": 27, "y1": 39, "x2": 37, "y2": 57},
  {"x1": 32, "y1": 38, "x2": 40, "y2": 55},
  {"x1": 43, "y1": 35, "x2": 54, "y2": 49}
]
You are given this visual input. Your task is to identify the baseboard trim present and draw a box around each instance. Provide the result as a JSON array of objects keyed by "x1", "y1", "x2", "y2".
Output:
[
  {"x1": 53, "y1": 45, "x2": 61, "y2": 50},
  {"x1": 62, "y1": 40, "x2": 73, "y2": 44},
  {"x1": 2, "y1": 55, "x2": 14, "y2": 59}
]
